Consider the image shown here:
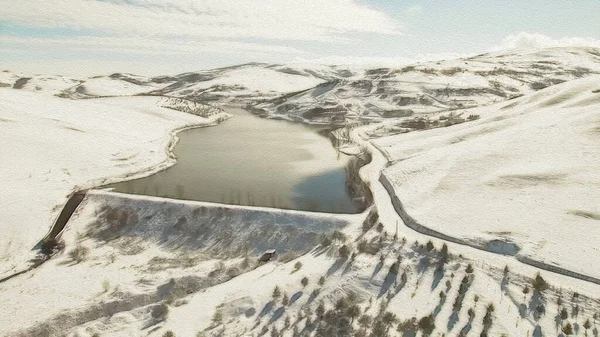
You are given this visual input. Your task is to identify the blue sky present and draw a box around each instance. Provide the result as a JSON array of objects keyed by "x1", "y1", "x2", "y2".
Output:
[{"x1": 1, "y1": 0, "x2": 599, "y2": 76}]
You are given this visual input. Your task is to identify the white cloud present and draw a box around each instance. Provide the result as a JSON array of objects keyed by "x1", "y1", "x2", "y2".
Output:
[
  {"x1": 1, "y1": 0, "x2": 404, "y2": 75},
  {"x1": 405, "y1": 5, "x2": 423, "y2": 16},
  {"x1": 0, "y1": 35, "x2": 307, "y2": 57},
  {"x1": 1, "y1": 0, "x2": 401, "y2": 42},
  {"x1": 490, "y1": 32, "x2": 600, "y2": 51}
]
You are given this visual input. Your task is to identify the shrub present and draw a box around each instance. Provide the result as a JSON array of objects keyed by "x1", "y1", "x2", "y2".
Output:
[
  {"x1": 560, "y1": 308, "x2": 568, "y2": 320},
  {"x1": 362, "y1": 208, "x2": 379, "y2": 232},
  {"x1": 465, "y1": 264, "x2": 474, "y2": 274},
  {"x1": 162, "y1": 331, "x2": 175, "y2": 337},
  {"x1": 346, "y1": 305, "x2": 361, "y2": 322},
  {"x1": 335, "y1": 297, "x2": 350, "y2": 312},
  {"x1": 318, "y1": 276, "x2": 326, "y2": 286},
  {"x1": 152, "y1": 303, "x2": 169, "y2": 321},
  {"x1": 316, "y1": 302, "x2": 325, "y2": 317},
  {"x1": 532, "y1": 273, "x2": 549, "y2": 292},
  {"x1": 68, "y1": 244, "x2": 90, "y2": 263},
  {"x1": 226, "y1": 266, "x2": 241, "y2": 278},
  {"x1": 426, "y1": 241, "x2": 434, "y2": 252},
  {"x1": 294, "y1": 261, "x2": 303, "y2": 271},
  {"x1": 211, "y1": 310, "x2": 223, "y2": 325},
  {"x1": 418, "y1": 315, "x2": 435, "y2": 336},
  {"x1": 331, "y1": 230, "x2": 347, "y2": 243},
  {"x1": 301, "y1": 277, "x2": 309, "y2": 287},
  {"x1": 102, "y1": 280, "x2": 110, "y2": 292},
  {"x1": 468, "y1": 308, "x2": 475, "y2": 320},
  {"x1": 439, "y1": 243, "x2": 449, "y2": 263},
  {"x1": 272, "y1": 286, "x2": 281, "y2": 300},
  {"x1": 338, "y1": 245, "x2": 351, "y2": 259},
  {"x1": 357, "y1": 240, "x2": 368, "y2": 254},
  {"x1": 321, "y1": 235, "x2": 333, "y2": 247}
]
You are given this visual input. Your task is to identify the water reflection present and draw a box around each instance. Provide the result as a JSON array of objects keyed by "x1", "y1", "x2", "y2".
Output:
[{"x1": 106, "y1": 107, "x2": 364, "y2": 213}]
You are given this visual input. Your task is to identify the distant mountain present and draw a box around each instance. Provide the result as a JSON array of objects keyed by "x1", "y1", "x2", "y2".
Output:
[{"x1": 3, "y1": 47, "x2": 600, "y2": 124}]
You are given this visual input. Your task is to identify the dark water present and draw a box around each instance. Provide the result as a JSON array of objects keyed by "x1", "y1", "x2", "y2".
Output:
[{"x1": 106, "y1": 107, "x2": 362, "y2": 213}]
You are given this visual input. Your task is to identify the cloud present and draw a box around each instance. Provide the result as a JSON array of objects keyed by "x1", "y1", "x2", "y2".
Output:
[
  {"x1": 0, "y1": 35, "x2": 307, "y2": 57},
  {"x1": 490, "y1": 32, "x2": 600, "y2": 51},
  {"x1": 1, "y1": 0, "x2": 401, "y2": 42},
  {"x1": 0, "y1": 0, "x2": 403, "y2": 75},
  {"x1": 405, "y1": 5, "x2": 423, "y2": 16}
]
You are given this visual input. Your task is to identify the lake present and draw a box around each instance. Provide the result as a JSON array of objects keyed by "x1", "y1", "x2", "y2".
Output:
[{"x1": 106, "y1": 107, "x2": 363, "y2": 213}]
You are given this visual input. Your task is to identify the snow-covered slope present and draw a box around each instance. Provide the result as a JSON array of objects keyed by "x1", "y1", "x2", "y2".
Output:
[
  {"x1": 0, "y1": 92, "x2": 228, "y2": 277},
  {"x1": 375, "y1": 75, "x2": 600, "y2": 279},
  {"x1": 0, "y1": 70, "x2": 80, "y2": 95},
  {"x1": 3, "y1": 47, "x2": 600, "y2": 337},
  {"x1": 252, "y1": 47, "x2": 600, "y2": 123}
]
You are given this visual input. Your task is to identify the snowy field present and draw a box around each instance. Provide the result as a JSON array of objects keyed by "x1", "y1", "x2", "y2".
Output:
[
  {"x1": 375, "y1": 75, "x2": 600, "y2": 279},
  {"x1": 0, "y1": 91, "x2": 229, "y2": 277},
  {"x1": 2, "y1": 47, "x2": 600, "y2": 337}
]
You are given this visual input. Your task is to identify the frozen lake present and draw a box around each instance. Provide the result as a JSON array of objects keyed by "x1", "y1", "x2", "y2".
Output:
[{"x1": 107, "y1": 107, "x2": 363, "y2": 213}]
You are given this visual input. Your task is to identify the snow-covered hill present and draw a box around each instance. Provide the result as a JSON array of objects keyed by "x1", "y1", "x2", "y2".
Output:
[
  {"x1": 252, "y1": 47, "x2": 600, "y2": 123},
  {"x1": 374, "y1": 75, "x2": 600, "y2": 280},
  {"x1": 2, "y1": 47, "x2": 600, "y2": 337},
  {"x1": 0, "y1": 92, "x2": 229, "y2": 278},
  {"x1": 5, "y1": 47, "x2": 600, "y2": 125}
]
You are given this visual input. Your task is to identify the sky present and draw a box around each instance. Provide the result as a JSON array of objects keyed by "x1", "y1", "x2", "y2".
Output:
[{"x1": 1, "y1": 0, "x2": 600, "y2": 76}]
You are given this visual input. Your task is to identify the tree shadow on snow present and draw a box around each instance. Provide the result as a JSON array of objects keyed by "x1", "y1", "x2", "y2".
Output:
[
  {"x1": 378, "y1": 270, "x2": 398, "y2": 298},
  {"x1": 290, "y1": 291, "x2": 303, "y2": 305},
  {"x1": 327, "y1": 258, "x2": 346, "y2": 276},
  {"x1": 447, "y1": 311, "x2": 459, "y2": 332},
  {"x1": 370, "y1": 261, "x2": 383, "y2": 280},
  {"x1": 431, "y1": 265, "x2": 444, "y2": 291},
  {"x1": 459, "y1": 321, "x2": 472, "y2": 336},
  {"x1": 433, "y1": 295, "x2": 446, "y2": 318},
  {"x1": 533, "y1": 325, "x2": 543, "y2": 337},
  {"x1": 269, "y1": 307, "x2": 285, "y2": 324},
  {"x1": 259, "y1": 301, "x2": 275, "y2": 317}
]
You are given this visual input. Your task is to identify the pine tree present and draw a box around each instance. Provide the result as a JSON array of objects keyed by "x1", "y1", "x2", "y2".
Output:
[
  {"x1": 561, "y1": 308, "x2": 569, "y2": 320},
  {"x1": 316, "y1": 301, "x2": 325, "y2": 318},
  {"x1": 382, "y1": 311, "x2": 398, "y2": 333},
  {"x1": 346, "y1": 305, "x2": 361, "y2": 323},
  {"x1": 272, "y1": 286, "x2": 281, "y2": 300},
  {"x1": 358, "y1": 314, "x2": 372, "y2": 331},
  {"x1": 426, "y1": 240, "x2": 435, "y2": 252},
  {"x1": 282, "y1": 292, "x2": 289, "y2": 306},
  {"x1": 301, "y1": 276, "x2": 309, "y2": 288},
  {"x1": 339, "y1": 245, "x2": 351, "y2": 259},
  {"x1": 584, "y1": 318, "x2": 591, "y2": 333},
  {"x1": 418, "y1": 315, "x2": 435, "y2": 336},
  {"x1": 532, "y1": 273, "x2": 549, "y2": 292}
]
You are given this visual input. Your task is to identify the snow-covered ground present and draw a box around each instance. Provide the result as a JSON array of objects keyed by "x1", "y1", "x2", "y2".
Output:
[
  {"x1": 375, "y1": 75, "x2": 600, "y2": 279},
  {"x1": 0, "y1": 92, "x2": 229, "y2": 278},
  {"x1": 3, "y1": 47, "x2": 600, "y2": 337}
]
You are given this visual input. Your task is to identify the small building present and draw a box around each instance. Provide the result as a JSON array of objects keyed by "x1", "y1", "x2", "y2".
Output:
[{"x1": 259, "y1": 249, "x2": 277, "y2": 262}]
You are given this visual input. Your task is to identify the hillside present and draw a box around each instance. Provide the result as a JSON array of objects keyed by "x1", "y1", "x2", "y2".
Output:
[
  {"x1": 2, "y1": 47, "x2": 600, "y2": 337},
  {"x1": 4, "y1": 47, "x2": 600, "y2": 125},
  {"x1": 251, "y1": 47, "x2": 600, "y2": 123},
  {"x1": 0, "y1": 92, "x2": 229, "y2": 278},
  {"x1": 374, "y1": 75, "x2": 600, "y2": 280}
]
